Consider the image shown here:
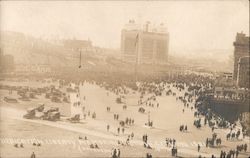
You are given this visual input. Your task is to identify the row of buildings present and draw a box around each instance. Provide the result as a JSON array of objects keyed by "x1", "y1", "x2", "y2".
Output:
[
  {"x1": 0, "y1": 31, "x2": 97, "y2": 73},
  {"x1": 120, "y1": 21, "x2": 249, "y2": 90},
  {"x1": 1, "y1": 25, "x2": 248, "y2": 87},
  {"x1": 0, "y1": 48, "x2": 15, "y2": 72},
  {"x1": 0, "y1": 47, "x2": 52, "y2": 74}
]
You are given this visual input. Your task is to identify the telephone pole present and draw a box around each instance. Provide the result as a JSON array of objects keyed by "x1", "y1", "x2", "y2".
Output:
[
  {"x1": 79, "y1": 50, "x2": 82, "y2": 68},
  {"x1": 135, "y1": 33, "x2": 140, "y2": 82}
]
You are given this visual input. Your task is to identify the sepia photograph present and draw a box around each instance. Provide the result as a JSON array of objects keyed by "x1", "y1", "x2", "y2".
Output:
[{"x1": 0, "y1": 0, "x2": 249, "y2": 158}]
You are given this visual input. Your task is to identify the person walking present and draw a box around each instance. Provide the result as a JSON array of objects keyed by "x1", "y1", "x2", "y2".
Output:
[
  {"x1": 117, "y1": 127, "x2": 120, "y2": 134},
  {"x1": 117, "y1": 149, "x2": 120, "y2": 158},
  {"x1": 206, "y1": 138, "x2": 209, "y2": 147},
  {"x1": 31, "y1": 152, "x2": 36, "y2": 158},
  {"x1": 111, "y1": 148, "x2": 117, "y2": 158},
  {"x1": 131, "y1": 132, "x2": 134, "y2": 139},
  {"x1": 107, "y1": 124, "x2": 110, "y2": 132}
]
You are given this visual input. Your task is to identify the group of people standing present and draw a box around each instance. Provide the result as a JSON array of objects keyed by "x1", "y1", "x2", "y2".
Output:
[{"x1": 111, "y1": 148, "x2": 120, "y2": 158}]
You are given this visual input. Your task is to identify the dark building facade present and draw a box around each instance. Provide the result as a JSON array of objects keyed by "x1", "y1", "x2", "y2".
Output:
[
  {"x1": 121, "y1": 20, "x2": 169, "y2": 64},
  {"x1": 233, "y1": 32, "x2": 249, "y2": 80},
  {"x1": 237, "y1": 56, "x2": 250, "y2": 88}
]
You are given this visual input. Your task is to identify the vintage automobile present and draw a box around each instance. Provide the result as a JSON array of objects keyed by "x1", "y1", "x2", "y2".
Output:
[
  {"x1": 4, "y1": 97, "x2": 18, "y2": 103},
  {"x1": 43, "y1": 107, "x2": 59, "y2": 115},
  {"x1": 44, "y1": 111, "x2": 60, "y2": 121},
  {"x1": 18, "y1": 96, "x2": 30, "y2": 101},
  {"x1": 67, "y1": 114, "x2": 80, "y2": 123},
  {"x1": 36, "y1": 103, "x2": 45, "y2": 112},
  {"x1": 63, "y1": 97, "x2": 69, "y2": 103},
  {"x1": 23, "y1": 108, "x2": 36, "y2": 119},
  {"x1": 29, "y1": 93, "x2": 36, "y2": 99},
  {"x1": 45, "y1": 93, "x2": 50, "y2": 99},
  {"x1": 51, "y1": 96, "x2": 61, "y2": 103},
  {"x1": 116, "y1": 97, "x2": 122, "y2": 104}
]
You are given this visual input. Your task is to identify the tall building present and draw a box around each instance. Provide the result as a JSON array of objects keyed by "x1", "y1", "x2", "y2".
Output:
[
  {"x1": 121, "y1": 20, "x2": 169, "y2": 64},
  {"x1": 237, "y1": 56, "x2": 250, "y2": 89},
  {"x1": 233, "y1": 32, "x2": 249, "y2": 80}
]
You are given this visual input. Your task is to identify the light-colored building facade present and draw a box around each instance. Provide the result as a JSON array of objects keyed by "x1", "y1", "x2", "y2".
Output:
[{"x1": 121, "y1": 20, "x2": 169, "y2": 64}]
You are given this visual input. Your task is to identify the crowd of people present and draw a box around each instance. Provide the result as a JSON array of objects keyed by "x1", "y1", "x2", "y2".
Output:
[
  {"x1": 8, "y1": 70, "x2": 244, "y2": 158},
  {"x1": 63, "y1": 71, "x2": 247, "y2": 158}
]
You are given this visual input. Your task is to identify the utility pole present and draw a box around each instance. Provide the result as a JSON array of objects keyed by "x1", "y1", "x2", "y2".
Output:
[
  {"x1": 135, "y1": 33, "x2": 139, "y2": 82},
  {"x1": 79, "y1": 50, "x2": 82, "y2": 68}
]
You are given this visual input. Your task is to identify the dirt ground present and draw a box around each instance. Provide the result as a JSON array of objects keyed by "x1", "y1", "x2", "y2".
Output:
[{"x1": 0, "y1": 79, "x2": 249, "y2": 158}]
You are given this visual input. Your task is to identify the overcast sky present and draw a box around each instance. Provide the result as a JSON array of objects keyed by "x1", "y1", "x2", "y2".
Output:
[{"x1": 0, "y1": 1, "x2": 249, "y2": 54}]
